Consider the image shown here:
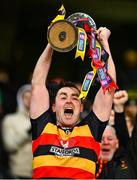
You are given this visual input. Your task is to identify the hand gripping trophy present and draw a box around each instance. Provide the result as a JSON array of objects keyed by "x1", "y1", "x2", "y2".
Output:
[{"x1": 47, "y1": 5, "x2": 118, "y2": 99}]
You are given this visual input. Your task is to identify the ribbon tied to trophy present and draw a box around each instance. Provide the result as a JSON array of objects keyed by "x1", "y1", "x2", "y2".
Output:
[{"x1": 47, "y1": 5, "x2": 118, "y2": 99}]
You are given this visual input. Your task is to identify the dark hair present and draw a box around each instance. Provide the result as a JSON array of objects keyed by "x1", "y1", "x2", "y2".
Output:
[
  {"x1": 47, "y1": 81, "x2": 81, "y2": 106},
  {"x1": 125, "y1": 109, "x2": 136, "y2": 127}
]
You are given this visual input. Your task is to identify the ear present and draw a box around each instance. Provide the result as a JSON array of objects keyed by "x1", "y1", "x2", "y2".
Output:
[
  {"x1": 80, "y1": 103, "x2": 84, "y2": 112},
  {"x1": 52, "y1": 103, "x2": 56, "y2": 112},
  {"x1": 116, "y1": 139, "x2": 119, "y2": 149}
]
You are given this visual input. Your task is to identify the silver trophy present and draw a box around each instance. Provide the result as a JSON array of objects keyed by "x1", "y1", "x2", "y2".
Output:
[{"x1": 47, "y1": 12, "x2": 96, "y2": 52}]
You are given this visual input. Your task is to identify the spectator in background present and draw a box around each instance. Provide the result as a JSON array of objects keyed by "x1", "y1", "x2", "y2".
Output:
[
  {"x1": 100, "y1": 125, "x2": 119, "y2": 162},
  {"x1": 2, "y1": 84, "x2": 33, "y2": 179},
  {"x1": 96, "y1": 90, "x2": 136, "y2": 179},
  {"x1": 0, "y1": 67, "x2": 17, "y2": 178},
  {"x1": 125, "y1": 98, "x2": 137, "y2": 120},
  {"x1": 125, "y1": 109, "x2": 136, "y2": 137},
  {"x1": 112, "y1": 90, "x2": 137, "y2": 178},
  {"x1": 96, "y1": 124, "x2": 135, "y2": 179},
  {"x1": 109, "y1": 90, "x2": 135, "y2": 138},
  {"x1": 48, "y1": 76, "x2": 64, "y2": 85}
]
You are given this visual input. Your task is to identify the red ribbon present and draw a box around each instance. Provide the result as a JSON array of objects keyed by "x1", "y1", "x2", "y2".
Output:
[{"x1": 82, "y1": 23, "x2": 118, "y2": 93}]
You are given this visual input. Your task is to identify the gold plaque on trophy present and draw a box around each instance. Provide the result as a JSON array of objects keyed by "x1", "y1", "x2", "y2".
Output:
[{"x1": 47, "y1": 20, "x2": 78, "y2": 52}]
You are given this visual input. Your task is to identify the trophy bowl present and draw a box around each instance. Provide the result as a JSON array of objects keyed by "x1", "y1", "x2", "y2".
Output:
[{"x1": 47, "y1": 20, "x2": 78, "y2": 52}]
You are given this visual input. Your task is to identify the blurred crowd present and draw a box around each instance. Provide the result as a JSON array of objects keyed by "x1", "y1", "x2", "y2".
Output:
[
  {"x1": 0, "y1": 68, "x2": 137, "y2": 179},
  {"x1": 0, "y1": 69, "x2": 32, "y2": 179}
]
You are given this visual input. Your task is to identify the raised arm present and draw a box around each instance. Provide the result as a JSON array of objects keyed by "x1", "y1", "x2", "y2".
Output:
[
  {"x1": 30, "y1": 43, "x2": 53, "y2": 119},
  {"x1": 113, "y1": 90, "x2": 130, "y2": 147},
  {"x1": 93, "y1": 27, "x2": 116, "y2": 121}
]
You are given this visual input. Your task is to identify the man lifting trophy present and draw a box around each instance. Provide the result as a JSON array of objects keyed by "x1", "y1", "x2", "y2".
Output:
[{"x1": 30, "y1": 4, "x2": 118, "y2": 179}]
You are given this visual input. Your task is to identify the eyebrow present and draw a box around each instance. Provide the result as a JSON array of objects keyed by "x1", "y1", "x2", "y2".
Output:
[
  {"x1": 102, "y1": 135, "x2": 116, "y2": 140},
  {"x1": 59, "y1": 92, "x2": 79, "y2": 97}
]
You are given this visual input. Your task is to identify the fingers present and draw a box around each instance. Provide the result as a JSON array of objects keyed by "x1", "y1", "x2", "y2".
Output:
[
  {"x1": 114, "y1": 90, "x2": 128, "y2": 99},
  {"x1": 113, "y1": 90, "x2": 128, "y2": 105},
  {"x1": 96, "y1": 27, "x2": 111, "y2": 42},
  {"x1": 96, "y1": 27, "x2": 107, "y2": 34},
  {"x1": 96, "y1": 27, "x2": 110, "y2": 35}
]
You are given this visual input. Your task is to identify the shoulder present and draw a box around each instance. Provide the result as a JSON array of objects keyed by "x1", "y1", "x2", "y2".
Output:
[
  {"x1": 31, "y1": 109, "x2": 55, "y2": 140},
  {"x1": 85, "y1": 111, "x2": 108, "y2": 125}
]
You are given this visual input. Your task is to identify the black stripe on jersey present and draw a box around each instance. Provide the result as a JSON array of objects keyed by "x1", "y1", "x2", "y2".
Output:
[
  {"x1": 77, "y1": 111, "x2": 108, "y2": 142},
  {"x1": 31, "y1": 109, "x2": 56, "y2": 140},
  {"x1": 33, "y1": 145, "x2": 97, "y2": 162}
]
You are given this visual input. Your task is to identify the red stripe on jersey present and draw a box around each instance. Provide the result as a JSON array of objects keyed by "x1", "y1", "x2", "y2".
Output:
[
  {"x1": 32, "y1": 133, "x2": 59, "y2": 153},
  {"x1": 33, "y1": 166, "x2": 95, "y2": 179},
  {"x1": 32, "y1": 133, "x2": 100, "y2": 156}
]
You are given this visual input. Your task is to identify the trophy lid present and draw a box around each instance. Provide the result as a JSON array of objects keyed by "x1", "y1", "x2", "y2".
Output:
[{"x1": 67, "y1": 12, "x2": 97, "y2": 30}]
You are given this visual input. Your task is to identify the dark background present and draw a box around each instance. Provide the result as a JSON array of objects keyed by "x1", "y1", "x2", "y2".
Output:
[{"x1": 0, "y1": 0, "x2": 137, "y2": 94}]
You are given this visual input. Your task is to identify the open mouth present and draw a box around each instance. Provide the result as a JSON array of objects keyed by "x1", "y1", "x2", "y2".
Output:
[
  {"x1": 101, "y1": 148, "x2": 111, "y2": 156},
  {"x1": 101, "y1": 148, "x2": 110, "y2": 152},
  {"x1": 100, "y1": 147, "x2": 113, "y2": 161},
  {"x1": 64, "y1": 108, "x2": 74, "y2": 119}
]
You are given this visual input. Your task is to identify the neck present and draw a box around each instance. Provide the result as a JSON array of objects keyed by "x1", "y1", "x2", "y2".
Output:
[{"x1": 57, "y1": 122, "x2": 73, "y2": 128}]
